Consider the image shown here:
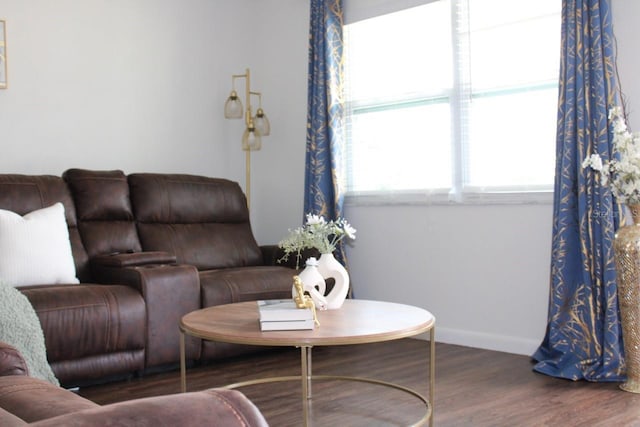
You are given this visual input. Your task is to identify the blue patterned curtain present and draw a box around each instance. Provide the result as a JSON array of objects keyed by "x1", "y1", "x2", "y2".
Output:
[
  {"x1": 532, "y1": 0, "x2": 625, "y2": 381},
  {"x1": 304, "y1": 0, "x2": 347, "y2": 263}
]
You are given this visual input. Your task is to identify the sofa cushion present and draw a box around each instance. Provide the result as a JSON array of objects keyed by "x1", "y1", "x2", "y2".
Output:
[
  {"x1": 198, "y1": 265, "x2": 294, "y2": 360},
  {"x1": 19, "y1": 284, "x2": 146, "y2": 386},
  {"x1": 63, "y1": 169, "x2": 134, "y2": 221},
  {"x1": 0, "y1": 203, "x2": 78, "y2": 287},
  {"x1": 129, "y1": 174, "x2": 264, "y2": 269},
  {"x1": 200, "y1": 266, "x2": 294, "y2": 307},
  {"x1": 63, "y1": 169, "x2": 142, "y2": 259}
]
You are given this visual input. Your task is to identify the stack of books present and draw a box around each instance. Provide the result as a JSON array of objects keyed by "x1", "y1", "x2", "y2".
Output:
[{"x1": 257, "y1": 299, "x2": 315, "y2": 331}]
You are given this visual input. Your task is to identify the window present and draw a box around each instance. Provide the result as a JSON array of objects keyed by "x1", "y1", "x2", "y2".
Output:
[{"x1": 344, "y1": 0, "x2": 561, "y2": 202}]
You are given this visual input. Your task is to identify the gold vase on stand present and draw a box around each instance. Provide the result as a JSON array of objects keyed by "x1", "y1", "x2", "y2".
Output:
[{"x1": 614, "y1": 204, "x2": 640, "y2": 393}]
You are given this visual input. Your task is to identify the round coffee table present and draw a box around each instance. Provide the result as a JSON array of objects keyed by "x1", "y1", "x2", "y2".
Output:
[{"x1": 180, "y1": 299, "x2": 435, "y2": 426}]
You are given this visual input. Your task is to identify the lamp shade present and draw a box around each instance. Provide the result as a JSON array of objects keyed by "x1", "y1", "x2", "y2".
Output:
[
  {"x1": 253, "y1": 108, "x2": 271, "y2": 136},
  {"x1": 224, "y1": 90, "x2": 243, "y2": 119},
  {"x1": 242, "y1": 122, "x2": 262, "y2": 151}
]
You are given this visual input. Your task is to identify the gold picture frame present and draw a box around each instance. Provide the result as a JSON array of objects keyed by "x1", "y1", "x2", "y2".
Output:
[{"x1": 0, "y1": 20, "x2": 6, "y2": 89}]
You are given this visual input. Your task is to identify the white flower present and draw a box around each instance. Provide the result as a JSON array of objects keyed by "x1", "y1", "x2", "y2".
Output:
[
  {"x1": 584, "y1": 107, "x2": 640, "y2": 205},
  {"x1": 582, "y1": 154, "x2": 603, "y2": 171},
  {"x1": 305, "y1": 214, "x2": 326, "y2": 226},
  {"x1": 614, "y1": 118, "x2": 628, "y2": 135},
  {"x1": 343, "y1": 222, "x2": 357, "y2": 239},
  {"x1": 609, "y1": 106, "x2": 624, "y2": 120}
]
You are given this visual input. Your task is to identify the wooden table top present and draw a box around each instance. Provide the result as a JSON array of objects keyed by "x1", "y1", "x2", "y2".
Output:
[{"x1": 180, "y1": 299, "x2": 435, "y2": 347}]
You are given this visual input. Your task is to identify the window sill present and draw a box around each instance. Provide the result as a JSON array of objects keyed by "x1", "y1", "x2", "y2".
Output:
[{"x1": 344, "y1": 190, "x2": 553, "y2": 207}]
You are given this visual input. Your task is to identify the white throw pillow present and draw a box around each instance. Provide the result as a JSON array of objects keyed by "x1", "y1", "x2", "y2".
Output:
[{"x1": 0, "y1": 203, "x2": 79, "y2": 287}]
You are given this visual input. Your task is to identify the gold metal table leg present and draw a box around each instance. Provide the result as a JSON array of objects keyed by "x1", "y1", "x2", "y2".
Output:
[
  {"x1": 301, "y1": 346, "x2": 312, "y2": 426},
  {"x1": 430, "y1": 327, "x2": 435, "y2": 427},
  {"x1": 306, "y1": 346, "x2": 313, "y2": 399}
]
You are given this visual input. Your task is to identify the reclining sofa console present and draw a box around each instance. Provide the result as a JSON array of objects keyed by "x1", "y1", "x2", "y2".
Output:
[{"x1": 0, "y1": 169, "x2": 296, "y2": 387}]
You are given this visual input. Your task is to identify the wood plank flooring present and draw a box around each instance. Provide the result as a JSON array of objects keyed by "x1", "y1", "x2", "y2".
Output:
[{"x1": 78, "y1": 339, "x2": 640, "y2": 426}]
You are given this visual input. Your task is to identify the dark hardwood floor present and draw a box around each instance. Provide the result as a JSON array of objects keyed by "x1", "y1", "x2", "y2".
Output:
[{"x1": 78, "y1": 339, "x2": 640, "y2": 426}]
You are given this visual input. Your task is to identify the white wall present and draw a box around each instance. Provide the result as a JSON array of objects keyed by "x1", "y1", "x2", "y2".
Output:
[
  {"x1": 345, "y1": 201, "x2": 553, "y2": 355},
  {"x1": 0, "y1": 0, "x2": 276, "y2": 179},
  {"x1": 613, "y1": 0, "x2": 640, "y2": 130},
  {"x1": 1, "y1": 0, "x2": 226, "y2": 174},
  {"x1": 0, "y1": 1, "x2": 638, "y2": 357}
]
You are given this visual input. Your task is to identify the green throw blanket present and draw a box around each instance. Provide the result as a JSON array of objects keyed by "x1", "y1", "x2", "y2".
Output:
[{"x1": 0, "y1": 283, "x2": 59, "y2": 385}]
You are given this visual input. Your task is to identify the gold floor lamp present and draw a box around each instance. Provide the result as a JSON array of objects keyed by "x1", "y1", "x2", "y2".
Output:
[{"x1": 223, "y1": 68, "x2": 270, "y2": 210}]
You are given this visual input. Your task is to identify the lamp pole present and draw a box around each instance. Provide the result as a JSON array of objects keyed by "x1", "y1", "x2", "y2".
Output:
[{"x1": 224, "y1": 68, "x2": 270, "y2": 212}]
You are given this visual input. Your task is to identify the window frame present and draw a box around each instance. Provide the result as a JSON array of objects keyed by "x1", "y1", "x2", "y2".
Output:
[{"x1": 343, "y1": 0, "x2": 557, "y2": 207}]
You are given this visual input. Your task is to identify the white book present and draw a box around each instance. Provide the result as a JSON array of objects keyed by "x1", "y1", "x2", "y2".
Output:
[
  {"x1": 257, "y1": 299, "x2": 313, "y2": 322},
  {"x1": 260, "y1": 319, "x2": 315, "y2": 331}
]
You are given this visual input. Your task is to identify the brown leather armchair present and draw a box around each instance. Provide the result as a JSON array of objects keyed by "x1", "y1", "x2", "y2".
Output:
[{"x1": 0, "y1": 342, "x2": 268, "y2": 427}]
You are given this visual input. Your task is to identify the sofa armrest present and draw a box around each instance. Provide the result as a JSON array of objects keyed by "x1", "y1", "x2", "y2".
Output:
[
  {"x1": 0, "y1": 376, "x2": 98, "y2": 423},
  {"x1": 0, "y1": 407, "x2": 26, "y2": 427},
  {"x1": 91, "y1": 251, "x2": 177, "y2": 268},
  {"x1": 30, "y1": 389, "x2": 268, "y2": 427},
  {"x1": 90, "y1": 263, "x2": 201, "y2": 367},
  {"x1": 0, "y1": 342, "x2": 28, "y2": 377}
]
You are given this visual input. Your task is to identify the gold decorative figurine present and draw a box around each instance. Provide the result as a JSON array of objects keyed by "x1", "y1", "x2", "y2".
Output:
[{"x1": 293, "y1": 275, "x2": 320, "y2": 326}]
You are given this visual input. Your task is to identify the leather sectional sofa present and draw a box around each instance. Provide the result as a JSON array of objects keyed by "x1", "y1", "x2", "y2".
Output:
[
  {"x1": 0, "y1": 341, "x2": 268, "y2": 426},
  {"x1": 0, "y1": 169, "x2": 296, "y2": 387}
]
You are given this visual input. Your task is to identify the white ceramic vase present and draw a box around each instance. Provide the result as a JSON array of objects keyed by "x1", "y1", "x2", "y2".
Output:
[
  {"x1": 294, "y1": 257, "x2": 328, "y2": 310},
  {"x1": 317, "y1": 252, "x2": 349, "y2": 310},
  {"x1": 295, "y1": 253, "x2": 350, "y2": 310}
]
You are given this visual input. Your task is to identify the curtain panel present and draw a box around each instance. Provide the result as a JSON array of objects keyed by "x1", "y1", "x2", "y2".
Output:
[
  {"x1": 532, "y1": 0, "x2": 625, "y2": 381},
  {"x1": 304, "y1": 0, "x2": 348, "y2": 263}
]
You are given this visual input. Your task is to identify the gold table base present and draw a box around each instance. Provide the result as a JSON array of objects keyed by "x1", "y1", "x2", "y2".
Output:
[{"x1": 180, "y1": 329, "x2": 435, "y2": 426}]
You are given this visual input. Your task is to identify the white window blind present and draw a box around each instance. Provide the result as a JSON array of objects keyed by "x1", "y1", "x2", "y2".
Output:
[{"x1": 344, "y1": 0, "x2": 561, "y2": 203}]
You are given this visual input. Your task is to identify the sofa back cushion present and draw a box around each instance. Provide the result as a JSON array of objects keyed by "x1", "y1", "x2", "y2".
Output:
[
  {"x1": 128, "y1": 173, "x2": 263, "y2": 269},
  {"x1": 63, "y1": 169, "x2": 142, "y2": 260},
  {"x1": 0, "y1": 175, "x2": 91, "y2": 282}
]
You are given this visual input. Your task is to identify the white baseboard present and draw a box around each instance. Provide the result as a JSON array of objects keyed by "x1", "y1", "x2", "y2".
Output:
[{"x1": 412, "y1": 327, "x2": 541, "y2": 356}]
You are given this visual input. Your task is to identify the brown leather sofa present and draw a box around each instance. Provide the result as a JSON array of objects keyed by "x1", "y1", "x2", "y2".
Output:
[
  {"x1": 0, "y1": 169, "x2": 296, "y2": 387},
  {"x1": 0, "y1": 341, "x2": 268, "y2": 426}
]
